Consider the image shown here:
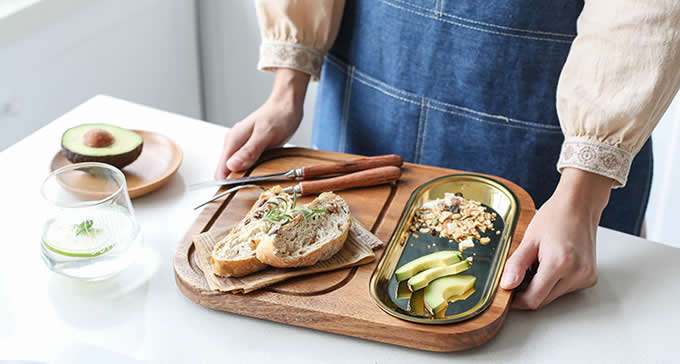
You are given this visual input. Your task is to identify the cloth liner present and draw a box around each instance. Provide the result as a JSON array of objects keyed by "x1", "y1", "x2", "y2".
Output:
[{"x1": 192, "y1": 218, "x2": 384, "y2": 293}]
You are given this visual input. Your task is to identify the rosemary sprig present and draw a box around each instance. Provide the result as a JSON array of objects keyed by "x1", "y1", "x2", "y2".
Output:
[
  {"x1": 262, "y1": 190, "x2": 326, "y2": 226},
  {"x1": 74, "y1": 219, "x2": 100, "y2": 236}
]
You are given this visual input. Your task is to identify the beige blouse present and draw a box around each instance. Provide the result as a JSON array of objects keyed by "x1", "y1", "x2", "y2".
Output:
[{"x1": 255, "y1": 0, "x2": 680, "y2": 187}]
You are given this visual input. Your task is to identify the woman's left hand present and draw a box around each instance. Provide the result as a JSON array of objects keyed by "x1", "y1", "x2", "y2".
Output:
[{"x1": 500, "y1": 168, "x2": 614, "y2": 310}]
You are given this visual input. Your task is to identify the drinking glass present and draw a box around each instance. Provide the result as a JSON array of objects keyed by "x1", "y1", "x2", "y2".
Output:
[{"x1": 40, "y1": 162, "x2": 143, "y2": 280}]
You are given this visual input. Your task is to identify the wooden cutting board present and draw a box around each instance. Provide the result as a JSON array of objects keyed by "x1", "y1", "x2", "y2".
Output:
[{"x1": 174, "y1": 148, "x2": 535, "y2": 352}]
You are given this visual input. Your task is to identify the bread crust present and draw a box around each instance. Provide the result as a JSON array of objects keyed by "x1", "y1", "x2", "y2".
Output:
[
  {"x1": 210, "y1": 186, "x2": 284, "y2": 277},
  {"x1": 211, "y1": 255, "x2": 267, "y2": 277},
  {"x1": 256, "y1": 194, "x2": 351, "y2": 268}
]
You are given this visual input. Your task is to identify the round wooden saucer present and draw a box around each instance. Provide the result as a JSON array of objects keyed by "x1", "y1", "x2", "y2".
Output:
[{"x1": 50, "y1": 130, "x2": 183, "y2": 199}]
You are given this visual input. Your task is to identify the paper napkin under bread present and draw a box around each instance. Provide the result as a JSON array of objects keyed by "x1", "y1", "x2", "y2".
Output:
[{"x1": 192, "y1": 218, "x2": 384, "y2": 293}]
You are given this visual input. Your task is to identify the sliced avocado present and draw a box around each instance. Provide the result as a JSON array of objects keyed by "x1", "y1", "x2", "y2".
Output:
[
  {"x1": 395, "y1": 250, "x2": 462, "y2": 281},
  {"x1": 424, "y1": 275, "x2": 476, "y2": 314},
  {"x1": 396, "y1": 280, "x2": 412, "y2": 300},
  {"x1": 407, "y1": 260, "x2": 470, "y2": 291},
  {"x1": 433, "y1": 288, "x2": 476, "y2": 319},
  {"x1": 61, "y1": 123, "x2": 143, "y2": 169},
  {"x1": 408, "y1": 289, "x2": 427, "y2": 317}
]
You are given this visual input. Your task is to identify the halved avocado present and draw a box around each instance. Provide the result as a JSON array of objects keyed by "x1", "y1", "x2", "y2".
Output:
[
  {"x1": 424, "y1": 275, "x2": 476, "y2": 314},
  {"x1": 407, "y1": 260, "x2": 470, "y2": 291},
  {"x1": 61, "y1": 124, "x2": 143, "y2": 169},
  {"x1": 395, "y1": 250, "x2": 462, "y2": 281}
]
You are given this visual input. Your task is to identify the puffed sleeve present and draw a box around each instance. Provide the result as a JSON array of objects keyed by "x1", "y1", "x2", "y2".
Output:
[
  {"x1": 556, "y1": 0, "x2": 680, "y2": 187},
  {"x1": 255, "y1": 0, "x2": 345, "y2": 80}
]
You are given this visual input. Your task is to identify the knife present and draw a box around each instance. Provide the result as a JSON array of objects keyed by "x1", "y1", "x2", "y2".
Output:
[{"x1": 188, "y1": 154, "x2": 403, "y2": 191}]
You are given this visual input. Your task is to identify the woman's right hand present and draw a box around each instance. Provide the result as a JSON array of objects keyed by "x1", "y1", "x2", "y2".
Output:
[{"x1": 214, "y1": 69, "x2": 311, "y2": 179}]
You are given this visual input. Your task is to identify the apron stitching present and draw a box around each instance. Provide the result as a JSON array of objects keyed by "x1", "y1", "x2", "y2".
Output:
[
  {"x1": 427, "y1": 104, "x2": 563, "y2": 133},
  {"x1": 339, "y1": 65, "x2": 355, "y2": 153},
  {"x1": 413, "y1": 98, "x2": 425, "y2": 163},
  {"x1": 334, "y1": 54, "x2": 561, "y2": 131},
  {"x1": 353, "y1": 76, "x2": 419, "y2": 105},
  {"x1": 327, "y1": 54, "x2": 563, "y2": 133},
  {"x1": 325, "y1": 55, "x2": 345, "y2": 73},
  {"x1": 439, "y1": 0, "x2": 444, "y2": 18},
  {"x1": 429, "y1": 99, "x2": 561, "y2": 130},
  {"x1": 419, "y1": 100, "x2": 431, "y2": 164},
  {"x1": 389, "y1": 0, "x2": 576, "y2": 38},
  {"x1": 380, "y1": 0, "x2": 574, "y2": 44},
  {"x1": 351, "y1": 74, "x2": 563, "y2": 134}
]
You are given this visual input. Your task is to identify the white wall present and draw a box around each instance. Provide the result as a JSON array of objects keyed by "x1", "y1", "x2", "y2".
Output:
[
  {"x1": 0, "y1": 0, "x2": 202, "y2": 151},
  {"x1": 646, "y1": 93, "x2": 680, "y2": 247},
  {"x1": 196, "y1": 0, "x2": 317, "y2": 148}
]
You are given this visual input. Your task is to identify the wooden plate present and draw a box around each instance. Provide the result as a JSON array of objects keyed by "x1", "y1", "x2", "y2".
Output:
[
  {"x1": 174, "y1": 148, "x2": 536, "y2": 352},
  {"x1": 50, "y1": 130, "x2": 182, "y2": 199}
]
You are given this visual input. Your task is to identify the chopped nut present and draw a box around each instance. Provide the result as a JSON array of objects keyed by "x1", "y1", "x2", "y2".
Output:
[
  {"x1": 409, "y1": 193, "x2": 496, "y2": 243},
  {"x1": 480, "y1": 237, "x2": 491, "y2": 245},
  {"x1": 459, "y1": 238, "x2": 475, "y2": 251}
]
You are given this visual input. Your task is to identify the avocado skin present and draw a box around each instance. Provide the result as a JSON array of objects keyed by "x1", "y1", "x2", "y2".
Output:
[
  {"x1": 61, "y1": 142, "x2": 143, "y2": 169},
  {"x1": 60, "y1": 124, "x2": 144, "y2": 169}
]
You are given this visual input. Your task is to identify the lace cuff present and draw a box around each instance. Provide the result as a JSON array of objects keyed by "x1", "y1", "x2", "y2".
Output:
[
  {"x1": 258, "y1": 42, "x2": 324, "y2": 80},
  {"x1": 557, "y1": 138, "x2": 633, "y2": 188}
]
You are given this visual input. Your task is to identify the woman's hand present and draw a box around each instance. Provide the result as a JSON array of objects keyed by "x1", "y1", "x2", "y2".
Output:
[
  {"x1": 214, "y1": 69, "x2": 311, "y2": 179},
  {"x1": 500, "y1": 168, "x2": 614, "y2": 310}
]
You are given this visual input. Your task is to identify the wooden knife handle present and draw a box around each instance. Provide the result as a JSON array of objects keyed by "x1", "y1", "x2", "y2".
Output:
[
  {"x1": 299, "y1": 166, "x2": 402, "y2": 195},
  {"x1": 301, "y1": 154, "x2": 403, "y2": 179}
]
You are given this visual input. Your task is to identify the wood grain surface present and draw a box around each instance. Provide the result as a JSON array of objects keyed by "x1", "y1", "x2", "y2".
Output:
[{"x1": 174, "y1": 148, "x2": 536, "y2": 352}]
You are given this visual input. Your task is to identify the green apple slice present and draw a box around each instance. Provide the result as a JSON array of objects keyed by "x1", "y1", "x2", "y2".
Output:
[
  {"x1": 395, "y1": 250, "x2": 462, "y2": 281},
  {"x1": 424, "y1": 275, "x2": 476, "y2": 314},
  {"x1": 407, "y1": 260, "x2": 470, "y2": 291}
]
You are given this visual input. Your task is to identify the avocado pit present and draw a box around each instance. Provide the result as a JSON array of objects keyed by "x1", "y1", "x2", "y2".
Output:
[
  {"x1": 61, "y1": 123, "x2": 144, "y2": 169},
  {"x1": 83, "y1": 128, "x2": 115, "y2": 148}
]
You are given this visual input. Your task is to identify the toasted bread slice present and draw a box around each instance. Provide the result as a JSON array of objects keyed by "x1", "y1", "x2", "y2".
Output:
[
  {"x1": 211, "y1": 186, "x2": 291, "y2": 277},
  {"x1": 256, "y1": 192, "x2": 351, "y2": 268}
]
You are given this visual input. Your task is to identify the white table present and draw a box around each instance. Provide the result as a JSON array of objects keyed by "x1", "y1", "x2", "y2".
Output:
[{"x1": 1, "y1": 95, "x2": 678, "y2": 363}]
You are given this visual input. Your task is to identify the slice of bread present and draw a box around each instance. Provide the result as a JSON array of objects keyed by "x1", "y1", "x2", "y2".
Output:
[
  {"x1": 256, "y1": 192, "x2": 351, "y2": 268},
  {"x1": 211, "y1": 186, "x2": 292, "y2": 277}
]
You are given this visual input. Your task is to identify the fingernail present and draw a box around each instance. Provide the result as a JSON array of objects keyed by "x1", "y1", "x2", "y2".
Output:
[{"x1": 501, "y1": 273, "x2": 517, "y2": 288}]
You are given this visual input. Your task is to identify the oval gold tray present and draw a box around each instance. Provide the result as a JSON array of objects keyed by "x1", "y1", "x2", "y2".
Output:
[{"x1": 369, "y1": 174, "x2": 519, "y2": 324}]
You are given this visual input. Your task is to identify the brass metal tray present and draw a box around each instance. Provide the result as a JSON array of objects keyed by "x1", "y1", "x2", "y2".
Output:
[{"x1": 369, "y1": 174, "x2": 519, "y2": 324}]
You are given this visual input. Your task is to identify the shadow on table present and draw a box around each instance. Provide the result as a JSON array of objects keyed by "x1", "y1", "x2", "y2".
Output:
[
  {"x1": 455, "y1": 245, "x2": 677, "y2": 358},
  {"x1": 47, "y1": 246, "x2": 160, "y2": 330}
]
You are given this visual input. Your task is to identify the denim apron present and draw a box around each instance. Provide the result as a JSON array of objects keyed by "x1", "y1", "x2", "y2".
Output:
[{"x1": 312, "y1": 0, "x2": 653, "y2": 236}]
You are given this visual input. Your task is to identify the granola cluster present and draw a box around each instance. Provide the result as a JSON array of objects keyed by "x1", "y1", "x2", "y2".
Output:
[{"x1": 409, "y1": 193, "x2": 496, "y2": 243}]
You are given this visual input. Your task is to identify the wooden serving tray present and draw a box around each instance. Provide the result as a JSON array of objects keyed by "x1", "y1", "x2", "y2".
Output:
[{"x1": 174, "y1": 148, "x2": 535, "y2": 352}]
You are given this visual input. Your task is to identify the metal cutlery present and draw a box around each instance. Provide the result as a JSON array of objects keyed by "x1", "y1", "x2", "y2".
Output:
[{"x1": 188, "y1": 154, "x2": 403, "y2": 191}]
